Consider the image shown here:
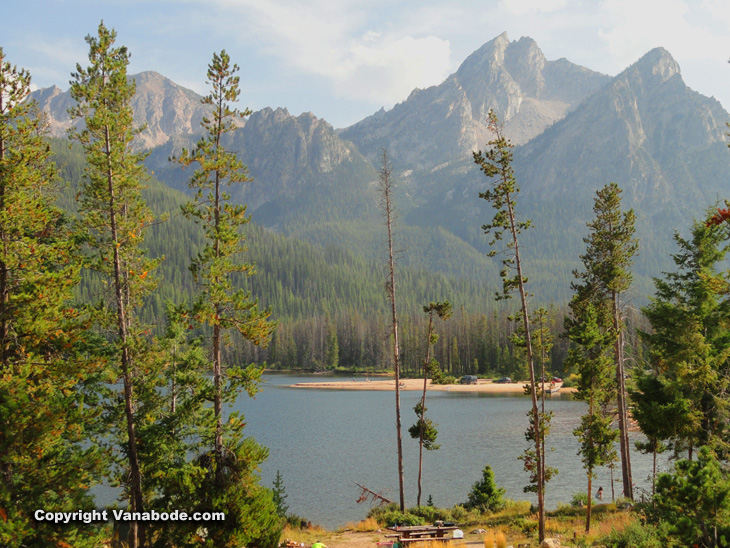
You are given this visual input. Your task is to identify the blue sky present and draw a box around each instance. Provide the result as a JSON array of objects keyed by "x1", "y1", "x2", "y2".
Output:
[{"x1": 3, "y1": 0, "x2": 730, "y2": 128}]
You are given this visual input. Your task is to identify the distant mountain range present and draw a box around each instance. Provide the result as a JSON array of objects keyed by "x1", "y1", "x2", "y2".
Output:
[{"x1": 32, "y1": 32, "x2": 730, "y2": 301}]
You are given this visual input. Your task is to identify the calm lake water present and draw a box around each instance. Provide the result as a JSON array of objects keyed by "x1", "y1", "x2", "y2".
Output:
[{"x1": 237, "y1": 374, "x2": 669, "y2": 530}]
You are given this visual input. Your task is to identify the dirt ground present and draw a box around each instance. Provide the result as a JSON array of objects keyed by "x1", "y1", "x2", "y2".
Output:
[
  {"x1": 291, "y1": 377, "x2": 572, "y2": 395},
  {"x1": 285, "y1": 530, "x2": 486, "y2": 548}
]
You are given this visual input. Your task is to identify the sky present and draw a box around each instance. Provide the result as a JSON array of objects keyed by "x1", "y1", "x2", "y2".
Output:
[{"x1": 2, "y1": 0, "x2": 730, "y2": 129}]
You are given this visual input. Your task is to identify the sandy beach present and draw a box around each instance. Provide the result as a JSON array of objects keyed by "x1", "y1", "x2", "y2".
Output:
[{"x1": 290, "y1": 378, "x2": 572, "y2": 394}]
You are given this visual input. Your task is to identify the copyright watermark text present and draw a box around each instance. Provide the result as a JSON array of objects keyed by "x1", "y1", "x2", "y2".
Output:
[{"x1": 34, "y1": 509, "x2": 225, "y2": 524}]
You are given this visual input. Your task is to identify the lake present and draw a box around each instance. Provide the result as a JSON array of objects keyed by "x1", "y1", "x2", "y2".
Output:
[{"x1": 237, "y1": 374, "x2": 669, "y2": 530}]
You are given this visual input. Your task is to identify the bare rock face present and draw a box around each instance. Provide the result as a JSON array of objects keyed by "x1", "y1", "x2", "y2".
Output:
[
  {"x1": 226, "y1": 107, "x2": 357, "y2": 209},
  {"x1": 29, "y1": 71, "x2": 209, "y2": 151},
  {"x1": 129, "y1": 71, "x2": 209, "y2": 150},
  {"x1": 146, "y1": 105, "x2": 367, "y2": 214},
  {"x1": 540, "y1": 539, "x2": 561, "y2": 548},
  {"x1": 515, "y1": 46, "x2": 729, "y2": 209},
  {"x1": 340, "y1": 32, "x2": 610, "y2": 171},
  {"x1": 31, "y1": 85, "x2": 77, "y2": 136}
]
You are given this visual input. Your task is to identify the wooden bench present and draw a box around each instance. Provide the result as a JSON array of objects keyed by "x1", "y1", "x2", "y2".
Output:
[{"x1": 398, "y1": 536, "x2": 454, "y2": 544}]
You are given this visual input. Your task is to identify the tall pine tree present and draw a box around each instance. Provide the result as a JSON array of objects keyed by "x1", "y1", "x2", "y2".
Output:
[
  {"x1": 173, "y1": 50, "x2": 280, "y2": 547},
  {"x1": 0, "y1": 47, "x2": 104, "y2": 548},
  {"x1": 378, "y1": 148, "x2": 406, "y2": 511},
  {"x1": 70, "y1": 22, "x2": 159, "y2": 548},
  {"x1": 569, "y1": 182, "x2": 637, "y2": 500},
  {"x1": 640, "y1": 215, "x2": 730, "y2": 458},
  {"x1": 410, "y1": 301, "x2": 451, "y2": 507},
  {"x1": 473, "y1": 110, "x2": 546, "y2": 541}
]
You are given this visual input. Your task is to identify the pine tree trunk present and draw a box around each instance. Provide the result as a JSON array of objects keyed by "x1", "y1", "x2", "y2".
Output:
[
  {"x1": 0, "y1": 119, "x2": 6, "y2": 370},
  {"x1": 213, "y1": 94, "x2": 224, "y2": 481},
  {"x1": 381, "y1": 150, "x2": 405, "y2": 511},
  {"x1": 586, "y1": 473, "x2": 592, "y2": 534},
  {"x1": 505, "y1": 195, "x2": 544, "y2": 542},
  {"x1": 614, "y1": 290, "x2": 633, "y2": 500},
  {"x1": 417, "y1": 314, "x2": 434, "y2": 507},
  {"x1": 105, "y1": 125, "x2": 145, "y2": 548}
]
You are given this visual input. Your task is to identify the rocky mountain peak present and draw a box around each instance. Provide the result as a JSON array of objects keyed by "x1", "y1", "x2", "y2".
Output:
[
  {"x1": 29, "y1": 71, "x2": 208, "y2": 151},
  {"x1": 33, "y1": 84, "x2": 63, "y2": 103},
  {"x1": 630, "y1": 47, "x2": 681, "y2": 86},
  {"x1": 456, "y1": 31, "x2": 510, "y2": 76},
  {"x1": 341, "y1": 32, "x2": 609, "y2": 170},
  {"x1": 504, "y1": 36, "x2": 547, "y2": 98}
]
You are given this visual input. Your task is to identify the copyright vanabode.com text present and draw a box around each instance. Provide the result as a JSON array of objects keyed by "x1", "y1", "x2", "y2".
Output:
[{"x1": 35, "y1": 509, "x2": 225, "y2": 524}]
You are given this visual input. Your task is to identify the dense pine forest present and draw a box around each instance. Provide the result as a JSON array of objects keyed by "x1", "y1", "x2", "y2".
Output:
[{"x1": 52, "y1": 138, "x2": 583, "y2": 378}]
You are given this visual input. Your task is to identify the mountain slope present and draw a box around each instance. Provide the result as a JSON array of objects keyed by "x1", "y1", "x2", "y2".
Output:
[
  {"x1": 31, "y1": 71, "x2": 208, "y2": 150},
  {"x1": 340, "y1": 32, "x2": 610, "y2": 171},
  {"x1": 406, "y1": 47, "x2": 730, "y2": 299},
  {"x1": 32, "y1": 37, "x2": 730, "y2": 301}
]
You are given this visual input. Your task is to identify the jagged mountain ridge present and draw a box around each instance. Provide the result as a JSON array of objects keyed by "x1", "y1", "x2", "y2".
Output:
[
  {"x1": 27, "y1": 35, "x2": 730, "y2": 299},
  {"x1": 403, "y1": 46, "x2": 730, "y2": 297},
  {"x1": 339, "y1": 32, "x2": 611, "y2": 171},
  {"x1": 31, "y1": 71, "x2": 209, "y2": 150},
  {"x1": 145, "y1": 105, "x2": 377, "y2": 219}
]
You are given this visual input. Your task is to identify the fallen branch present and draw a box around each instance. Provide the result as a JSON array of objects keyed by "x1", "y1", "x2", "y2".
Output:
[{"x1": 355, "y1": 482, "x2": 392, "y2": 506}]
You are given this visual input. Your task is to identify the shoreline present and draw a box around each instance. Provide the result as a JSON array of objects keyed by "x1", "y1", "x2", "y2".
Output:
[{"x1": 290, "y1": 378, "x2": 575, "y2": 394}]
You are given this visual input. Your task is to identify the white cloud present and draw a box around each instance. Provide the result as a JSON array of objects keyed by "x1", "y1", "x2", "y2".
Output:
[
  {"x1": 190, "y1": 0, "x2": 453, "y2": 107},
  {"x1": 499, "y1": 0, "x2": 572, "y2": 16},
  {"x1": 597, "y1": 0, "x2": 728, "y2": 69},
  {"x1": 336, "y1": 34, "x2": 451, "y2": 104}
]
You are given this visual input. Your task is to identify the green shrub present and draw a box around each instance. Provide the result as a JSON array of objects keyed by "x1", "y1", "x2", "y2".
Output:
[
  {"x1": 600, "y1": 520, "x2": 663, "y2": 548},
  {"x1": 449, "y1": 505, "x2": 469, "y2": 523},
  {"x1": 464, "y1": 464, "x2": 506, "y2": 513},
  {"x1": 367, "y1": 505, "x2": 425, "y2": 527},
  {"x1": 285, "y1": 514, "x2": 309, "y2": 528},
  {"x1": 571, "y1": 491, "x2": 588, "y2": 508},
  {"x1": 562, "y1": 373, "x2": 580, "y2": 388},
  {"x1": 431, "y1": 373, "x2": 457, "y2": 385},
  {"x1": 650, "y1": 447, "x2": 730, "y2": 548},
  {"x1": 409, "y1": 505, "x2": 451, "y2": 523}
]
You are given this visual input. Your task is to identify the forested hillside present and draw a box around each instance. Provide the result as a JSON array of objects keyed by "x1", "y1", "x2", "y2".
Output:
[{"x1": 53, "y1": 139, "x2": 577, "y2": 378}]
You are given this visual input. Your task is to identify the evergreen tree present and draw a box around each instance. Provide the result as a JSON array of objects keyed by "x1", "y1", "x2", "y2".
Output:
[
  {"x1": 69, "y1": 22, "x2": 159, "y2": 548},
  {"x1": 324, "y1": 318, "x2": 339, "y2": 369},
  {"x1": 173, "y1": 50, "x2": 279, "y2": 547},
  {"x1": 474, "y1": 110, "x2": 546, "y2": 541},
  {"x1": 464, "y1": 464, "x2": 506, "y2": 513},
  {"x1": 630, "y1": 372, "x2": 676, "y2": 495},
  {"x1": 652, "y1": 447, "x2": 730, "y2": 547},
  {"x1": 565, "y1": 183, "x2": 636, "y2": 529},
  {"x1": 0, "y1": 48, "x2": 104, "y2": 548},
  {"x1": 566, "y1": 302, "x2": 617, "y2": 533},
  {"x1": 569, "y1": 182, "x2": 637, "y2": 500},
  {"x1": 640, "y1": 216, "x2": 730, "y2": 458},
  {"x1": 410, "y1": 301, "x2": 451, "y2": 506},
  {"x1": 144, "y1": 304, "x2": 212, "y2": 548},
  {"x1": 521, "y1": 307, "x2": 557, "y2": 506},
  {"x1": 272, "y1": 470, "x2": 289, "y2": 519}
]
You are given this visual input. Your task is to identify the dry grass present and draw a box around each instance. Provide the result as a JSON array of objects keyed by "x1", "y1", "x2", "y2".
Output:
[
  {"x1": 582, "y1": 511, "x2": 633, "y2": 544},
  {"x1": 482, "y1": 528, "x2": 508, "y2": 548},
  {"x1": 419, "y1": 542, "x2": 466, "y2": 548},
  {"x1": 341, "y1": 517, "x2": 380, "y2": 532},
  {"x1": 280, "y1": 523, "x2": 329, "y2": 545}
]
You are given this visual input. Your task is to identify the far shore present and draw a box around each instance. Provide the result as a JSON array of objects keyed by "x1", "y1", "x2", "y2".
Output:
[{"x1": 290, "y1": 377, "x2": 575, "y2": 394}]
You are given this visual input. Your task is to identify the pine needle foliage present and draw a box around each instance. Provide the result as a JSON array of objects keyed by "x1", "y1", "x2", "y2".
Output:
[
  {"x1": 172, "y1": 50, "x2": 279, "y2": 547},
  {"x1": 0, "y1": 47, "x2": 105, "y2": 548},
  {"x1": 69, "y1": 22, "x2": 161, "y2": 548},
  {"x1": 474, "y1": 110, "x2": 545, "y2": 541}
]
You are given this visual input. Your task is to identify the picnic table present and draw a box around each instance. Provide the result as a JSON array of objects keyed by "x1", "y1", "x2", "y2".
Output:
[{"x1": 384, "y1": 525, "x2": 459, "y2": 543}]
